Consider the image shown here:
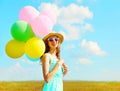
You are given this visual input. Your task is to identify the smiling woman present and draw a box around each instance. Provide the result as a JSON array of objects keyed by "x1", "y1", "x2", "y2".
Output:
[{"x1": 41, "y1": 32, "x2": 68, "y2": 91}]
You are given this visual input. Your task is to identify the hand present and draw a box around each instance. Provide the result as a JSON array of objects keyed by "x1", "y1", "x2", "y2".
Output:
[
  {"x1": 57, "y1": 59, "x2": 64, "y2": 66},
  {"x1": 62, "y1": 63, "x2": 68, "y2": 76}
]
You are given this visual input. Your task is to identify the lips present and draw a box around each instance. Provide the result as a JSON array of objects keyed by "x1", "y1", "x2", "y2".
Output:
[
  {"x1": 51, "y1": 43, "x2": 57, "y2": 47},
  {"x1": 52, "y1": 43, "x2": 57, "y2": 46}
]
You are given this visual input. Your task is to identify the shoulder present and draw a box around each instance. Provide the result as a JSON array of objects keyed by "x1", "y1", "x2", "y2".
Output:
[
  {"x1": 41, "y1": 53, "x2": 50, "y2": 63},
  {"x1": 43, "y1": 53, "x2": 50, "y2": 57}
]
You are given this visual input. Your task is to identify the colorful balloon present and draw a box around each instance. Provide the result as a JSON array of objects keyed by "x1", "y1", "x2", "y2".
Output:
[
  {"x1": 19, "y1": 6, "x2": 39, "y2": 23},
  {"x1": 26, "y1": 55, "x2": 40, "y2": 62},
  {"x1": 5, "y1": 40, "x2": 25, "y2": 58},
  {"x1": 41, "y1": 10, "x2": 57, "y2": 24},
  {"x1": 30, "y1": 14, "x2": 53, "y2": 36},
  {"x1": 25, "y1": 37, "x2": 45, "y2": 58},
  {"x1": 11, "y1": 20, "x2": 36, "y2": 42}
]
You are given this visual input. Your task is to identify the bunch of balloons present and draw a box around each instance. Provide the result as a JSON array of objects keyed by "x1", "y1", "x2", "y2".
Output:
[{"x1": 5, "y1": 6, "x2": 57, "y2": 61}]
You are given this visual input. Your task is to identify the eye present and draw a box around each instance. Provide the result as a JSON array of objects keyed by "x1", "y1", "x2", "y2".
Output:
[
  {"x1": 55, "y1": 38, "x2": 59, "y2": 41},
  {"x1": 48, "y1": 37, "x2": 59, "y2": 42},
  {"x1": 48, "y1": 38, "x2": 54, "y2": 42}
]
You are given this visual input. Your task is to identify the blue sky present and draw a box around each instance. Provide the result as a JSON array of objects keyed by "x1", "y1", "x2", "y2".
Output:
[{"x1": 0, "y1": 0, "x2": 120, "y2": 81}]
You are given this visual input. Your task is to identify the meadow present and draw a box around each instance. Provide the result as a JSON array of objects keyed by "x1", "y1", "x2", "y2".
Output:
[{"x1": 0, "y1": 81, "x2": 120, "y2": 91}]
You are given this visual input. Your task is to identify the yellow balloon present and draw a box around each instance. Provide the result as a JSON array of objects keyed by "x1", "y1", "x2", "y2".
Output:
[
  {"x1": 5, "y1": 39, "x2": 25, "y2": 58},
  {"x1": 25, "y1": 37, "x2": 45, "y2": 58}
]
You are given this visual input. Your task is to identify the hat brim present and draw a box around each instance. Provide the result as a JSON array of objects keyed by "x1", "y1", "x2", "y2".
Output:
[{"x1": 43, "y1": 32, "x2": 64, "y2": 43}]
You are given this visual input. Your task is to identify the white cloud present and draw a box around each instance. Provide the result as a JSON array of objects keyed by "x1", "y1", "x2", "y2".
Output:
[
  {"x1": 21, "y1": 58, "x2": 40, "y2": 65},
  {"x1": 81, "y1": 39, "x2": 107, "y2": 56},
  {"x1": 0, "y1": 62, "x2": 42, "y2": 81},
  {"x1": 81, "y1": 23, "x2": 94, "y2": 32},
  {"x1": 58, "y1": 4, "x2": 93, "y2": 24},
  {"x1": 39, "y1": 3, "x2": 93, "y2": 40},
  {"x1": 61, "y1": 25, "x2": 81, "y2": 40},
  {"x1": 15, "y1": 62, "x2": 21, "y2": 68},
  {"x1": 79, "y1": 58, "x2": 92, "y2": 64},
  {"x1": 39, "y1": 3, "x2": 60, "y2": 16},
  {"x1": 57, "y1": 4, "x2": 93, "y2": 40}
]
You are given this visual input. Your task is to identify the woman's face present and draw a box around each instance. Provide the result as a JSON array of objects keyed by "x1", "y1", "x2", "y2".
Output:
[{"x1": 47, "y1": 36, "x2": 59, "y2": 48}]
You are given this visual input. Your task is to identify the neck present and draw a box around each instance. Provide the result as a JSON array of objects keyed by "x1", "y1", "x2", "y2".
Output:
[{"x1": 49, "y1": 48, "x2": 56, "y2": 55}]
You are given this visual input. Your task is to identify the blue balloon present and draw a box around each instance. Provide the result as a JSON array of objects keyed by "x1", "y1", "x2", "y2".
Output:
[{"x1": 26, "y1": 55, "x2": 40, "y2": 62}]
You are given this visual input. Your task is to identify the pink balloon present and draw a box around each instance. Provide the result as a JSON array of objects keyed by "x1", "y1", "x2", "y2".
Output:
[
  {"x1": 19, "y1": 6, "x2": 39, "y2": 23},
  {"x1": 30, "y1": 14, "x2": 53, "y2": 36},
  {"x1": 41, "y1": 10, "x2": 57, "y2": 24}
]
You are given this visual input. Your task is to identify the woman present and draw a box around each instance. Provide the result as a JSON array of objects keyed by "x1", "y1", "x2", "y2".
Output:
[{"x1": 41, "y1": 32, "x2": 68, "y2": 91}]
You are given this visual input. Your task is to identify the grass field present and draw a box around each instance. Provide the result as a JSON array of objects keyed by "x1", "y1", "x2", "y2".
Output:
[{"x1": 0, "y1": 81, "x2": 120, "y2": 91}]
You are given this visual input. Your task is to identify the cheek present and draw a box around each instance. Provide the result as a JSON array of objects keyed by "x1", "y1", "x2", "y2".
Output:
[
  {"x1": 48, "y1": 42, "x2": 51, "y2": 46},
  {"x1": 48, "y1": 42, "x2": 53, "y2": 47}
]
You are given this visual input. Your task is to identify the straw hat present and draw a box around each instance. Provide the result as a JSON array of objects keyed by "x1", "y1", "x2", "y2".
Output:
[{"x1": 42, "y1": 32, "x2": 64, "y2": 43}]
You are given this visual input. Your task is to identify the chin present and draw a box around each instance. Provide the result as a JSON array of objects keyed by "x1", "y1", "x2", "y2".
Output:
[{"x1": 51, "y1": 45, "x2": 57, "y2": 48}]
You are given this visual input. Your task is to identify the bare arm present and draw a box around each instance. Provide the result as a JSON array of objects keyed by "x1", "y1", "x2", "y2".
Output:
[{"x1": 42, "y1": 54, "x2": 63, "y2": 83}]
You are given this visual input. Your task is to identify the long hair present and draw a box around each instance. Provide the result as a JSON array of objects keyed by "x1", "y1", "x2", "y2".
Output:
[{"x1": 44, "y1": 40, "x2": 61, "y2": 60}]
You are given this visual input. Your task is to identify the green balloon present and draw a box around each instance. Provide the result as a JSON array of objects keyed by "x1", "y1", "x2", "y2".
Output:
[{"x1": 11, "y1": 20, "x2": 36, "y2": 42}]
